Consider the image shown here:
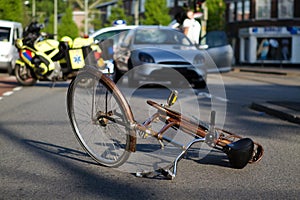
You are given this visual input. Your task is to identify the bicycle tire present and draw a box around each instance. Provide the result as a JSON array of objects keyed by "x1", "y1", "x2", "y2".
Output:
[{"x1": 67, "y1": 66, "x2": 135, "y2": 167}]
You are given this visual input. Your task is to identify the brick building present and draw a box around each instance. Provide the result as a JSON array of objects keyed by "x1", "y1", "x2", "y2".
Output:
[{"x1": 224, "y1": 0, "x2": 300, "y2": 65}]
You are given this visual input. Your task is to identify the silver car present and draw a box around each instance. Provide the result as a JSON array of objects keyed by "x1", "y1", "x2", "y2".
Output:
[
  {"x1": 113, "y1": 26, "x2": 207, "y2": 88},
  {"x1": 200, "y1": 31, "x2": 234, "y2": 73}
]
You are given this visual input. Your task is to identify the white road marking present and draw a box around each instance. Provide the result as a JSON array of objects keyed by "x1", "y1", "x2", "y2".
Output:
[
  {"x1": 13, "y1": 87, "x2": 23, "y2": 91},
  {"x1": 3, "y1": 91, "x2": 14, "y2": 96},
  {"x1": 197, "y1": 92, "x2": 228, "y2": 102},
  {"x1": 0, "y1": 86, "x2": 22, "y2": 101}
]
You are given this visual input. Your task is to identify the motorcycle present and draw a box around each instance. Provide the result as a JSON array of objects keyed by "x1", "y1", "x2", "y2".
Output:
[{"x1": 14, "y1": 22, "x2": 103, "y2": 86}]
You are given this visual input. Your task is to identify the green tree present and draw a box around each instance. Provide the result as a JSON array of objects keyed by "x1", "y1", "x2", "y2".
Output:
[
  {"x1": 141, "y1": 0, "x2": 171, "y2": 25},
  {"x1": 206, "y1": 0, "x2": 226, "y2": 31},
  {"x1": 43, "y1": 14, "x2": 54, "y2": 34},
  {"x1": 58, "y1": 7, "x2": 79, "y2": 39},
  {"x1": 0, "y1": 0, "x2": 24, "y2": 23},
  {"x1": 105, "y1": 0, "x2": 133, "y2": 27},
  {"x1": 35, "y1": 0, "x2": 68, "y2": 19}
]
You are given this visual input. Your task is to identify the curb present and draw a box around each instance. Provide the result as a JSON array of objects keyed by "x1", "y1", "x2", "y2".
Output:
[
  {"x1": 238, "y1": 68, "x2": 287, "y2": 75},
  {"x1": 233, "y1": 67, "x2": 300, "y2": 77},
  {"x1": 250, "y1": 102, "x2": 300, "y2": 125}
]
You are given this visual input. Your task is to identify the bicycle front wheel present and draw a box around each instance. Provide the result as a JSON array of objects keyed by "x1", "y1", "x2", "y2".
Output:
[{"x1": 67, "y1": 68, "x2": 135, "y2": 167}]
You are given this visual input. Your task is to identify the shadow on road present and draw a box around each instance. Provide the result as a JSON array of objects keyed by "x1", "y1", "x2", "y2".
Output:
[
  {"x1": 23, "y1": 139, "x2": 97, "y2": 166},
  {"x1": 0, "y1": 124, "x2": 159, "y2": 199}
]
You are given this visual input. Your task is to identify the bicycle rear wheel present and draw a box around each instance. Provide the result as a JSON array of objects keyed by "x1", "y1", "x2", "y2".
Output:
[{"x1": 67, "y1": 67, "x2": 135, "y2": 167}]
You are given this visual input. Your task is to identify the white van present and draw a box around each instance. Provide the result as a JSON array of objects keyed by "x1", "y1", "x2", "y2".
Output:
[{"x1": 0, "y1": 20, "x2": 23, "y2": 74}]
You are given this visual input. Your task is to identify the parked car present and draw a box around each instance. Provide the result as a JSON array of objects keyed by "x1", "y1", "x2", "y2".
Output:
[
  {"x1": 89, "y1": 25, "x2": 137, "y2": 81},
  {"x1": 113, "y1": 26, "x2": 207, "y2": 88},
  {"x1": 0, "y1": 20, "x2": 23, "y2": 74},
  {"x1": 199, "y1": 31, "x2": 234, "y2": 73},
  {"x1": 90, "y1": 25, "x2": 137, "y2": 43}
]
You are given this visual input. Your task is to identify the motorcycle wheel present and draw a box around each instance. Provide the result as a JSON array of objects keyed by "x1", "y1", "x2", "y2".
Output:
[{"x1": 15, "y1": 64, "x2": 37, "y2": 86}]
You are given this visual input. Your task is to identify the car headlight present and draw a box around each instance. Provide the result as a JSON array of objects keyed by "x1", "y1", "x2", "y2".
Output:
[
  {"x1": 139, "y1": 52, "x2": 154, "y2": 63},
  {"x1": 193, "y1": 54, "x2": 205, "y2": 65}
]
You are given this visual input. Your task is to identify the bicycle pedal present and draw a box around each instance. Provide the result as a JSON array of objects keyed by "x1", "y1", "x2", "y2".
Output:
[
  {"x1": 136, "y1": 169, "x2": 170, "y2": 179},
  {"x1": 160, "y1": 169, "x2": 175, "y2": 180},
  {"x1": 136, "y1": 171, "x2": 153, "y2": 177}
]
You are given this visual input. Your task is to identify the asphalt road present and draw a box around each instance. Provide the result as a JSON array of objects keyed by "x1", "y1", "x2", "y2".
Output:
[{"x1": 0, "y1": 70, "x2": 299, "y2": 199}]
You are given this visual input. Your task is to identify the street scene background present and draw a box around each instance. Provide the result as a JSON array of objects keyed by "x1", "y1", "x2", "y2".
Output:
[{"x1": 1, "y1": 0, "x2": 300, "y2": 199}]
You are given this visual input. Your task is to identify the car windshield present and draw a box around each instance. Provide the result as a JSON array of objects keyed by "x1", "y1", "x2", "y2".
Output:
[
  {"x1": 94, "y1": 29, "x2": 130, "y2": 43},
  {"x1": 0, "y1": 27, "x2": 11, "y2": 42},
  {"x1": 133, "y1": 28, "x2": 193, "y2": 46}
]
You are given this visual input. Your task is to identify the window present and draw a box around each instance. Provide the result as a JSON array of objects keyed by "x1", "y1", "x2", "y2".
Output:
[
  {"x1": 201, "y1": 31, "x2": 229, "y2": 48},
  {"x1": 256, "y1": 0, "x2": 271, "y2": 19},
  {"x1": 228, "y1": 2, "x2": 235, "y2": 22},
  {"x1": 106, "y1": 5, "x2": 112, "y2": 19},
  {"x1": 94, "y1": 30, "x2": 130, "y2": 43},
  {"x1": 237, "y1": 1, "x2": 243, "y2": 21},
  {"x1": 167, "y1": 0, "x2": 174, "y2": 7},
  {"x1": 178, "y1": 0, "x2": 186, "y2": 7},
  {"x1": 13, "y1": 28, "x2": 19, "y2": 45},
  {"x1": 278, "y1": 0, "x2": 294, "y2": 19},
  {"x1": 134, "y1": 29, "x2": 192, "y2": 46},
  {"x1": 0, "y1": 27, "x2": 11, "y2": 42},
  {"x1": 140, "y1": 0, "x2": 145, "y2": 13},
  {"x1": 243, "y1": 0, "x2": 250, "y2": 20}
]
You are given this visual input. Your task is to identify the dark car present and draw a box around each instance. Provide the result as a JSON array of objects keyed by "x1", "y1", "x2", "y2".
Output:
[{"x1": 113, "y1": 26, "x2": 207, "y2": 88}]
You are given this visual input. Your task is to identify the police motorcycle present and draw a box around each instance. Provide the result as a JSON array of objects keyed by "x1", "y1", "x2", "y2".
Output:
[{"x1": 14, "y1": 22, "x2": 102, "y2": 86}]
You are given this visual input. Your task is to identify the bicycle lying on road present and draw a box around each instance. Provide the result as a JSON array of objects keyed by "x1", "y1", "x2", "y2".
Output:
[{"x1": 67, "y1": 65, "x2": 264, "y2": 179}]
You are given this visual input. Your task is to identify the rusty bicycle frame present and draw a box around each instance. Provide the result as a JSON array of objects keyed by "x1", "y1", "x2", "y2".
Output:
[
  {"x1": 68, "y1": 66, "x2": 264, "y2": 180},
  {"x1": 130, "y1": 99, "x2": 264, "y2": 179}
]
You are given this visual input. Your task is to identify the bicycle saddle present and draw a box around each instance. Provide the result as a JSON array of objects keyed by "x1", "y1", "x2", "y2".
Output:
[{"x1": 224, "y1": 138, "x2": 254, "y2": 169}]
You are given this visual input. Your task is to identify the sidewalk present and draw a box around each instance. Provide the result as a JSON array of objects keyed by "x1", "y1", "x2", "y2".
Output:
[
  {"x1": 233, "y1": 66, "x2": 300, "y2": 125},
  {"x1": 250, "y1": 101, "x2": 300, "y2": 125}
]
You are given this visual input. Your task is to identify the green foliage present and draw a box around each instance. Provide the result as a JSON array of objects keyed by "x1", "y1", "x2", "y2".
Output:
[
  {"x1": 0, "y1": 0, "x2": 24, "y2": 23},
  {"x1": 141, "y1": 0, "x2": 171, "y2": 25},
  {"x1": 35, "y1": 0, "x2": 68, "y2": 17},
  {"x1": 206, "y1": 0, "x2": 226, "y2": 31},
  {"x1": 105, "y1": 0, "x2": 133, "y2": 27},
  {"x1": 44, "y1": 14, "x2": 54, "y2": 34},
  {"x1": 90, "y1": 12, "x2": 102, "y2": 31},
  {"x1": 58, "y1": 7, "x2": 79, "y2": 39}
]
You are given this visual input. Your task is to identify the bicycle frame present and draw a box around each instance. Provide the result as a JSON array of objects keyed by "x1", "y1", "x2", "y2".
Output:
[
  {"x1": 128, "y1": 99, "x2": 263, "y2": 179},
  {"x1": 68, "y1": 66, "x2": 264, "y2": 180}
]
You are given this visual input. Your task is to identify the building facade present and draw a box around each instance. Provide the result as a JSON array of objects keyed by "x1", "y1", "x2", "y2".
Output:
[
  {"x1": 95, "y1": 0, "x2": 191, "y2": 24},
  {"x1": 224, "y1": 0, "x2": 300, "y2": 65}
]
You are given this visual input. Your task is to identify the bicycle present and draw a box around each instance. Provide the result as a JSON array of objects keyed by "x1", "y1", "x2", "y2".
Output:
[{"x1": 67, "y1": 65, "x2": 264, "y2": 179}]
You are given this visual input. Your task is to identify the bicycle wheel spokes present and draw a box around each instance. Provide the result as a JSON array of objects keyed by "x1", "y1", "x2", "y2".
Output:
[{"x1": 68, "y1": 73, "x2": 130, "y2": 167}]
